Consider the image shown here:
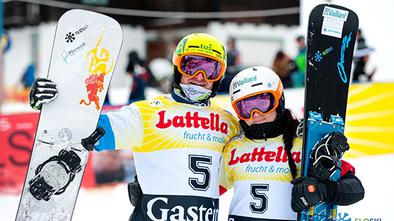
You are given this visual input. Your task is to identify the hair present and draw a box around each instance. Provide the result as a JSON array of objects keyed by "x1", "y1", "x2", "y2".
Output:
[
  {"x1": 274, "y1": 50, "x2": 285, "y2": 60},
  {"x1": 281, "y1": 109, "x2": 300, "y2": 180},
  {"x1": 296, "y1": 35, "x2": 305, "y2": 41}
]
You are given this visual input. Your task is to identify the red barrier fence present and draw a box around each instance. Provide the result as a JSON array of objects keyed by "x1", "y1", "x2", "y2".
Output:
[{"x1": 0, "y1": 112, "x2": 96, "y2": 194}]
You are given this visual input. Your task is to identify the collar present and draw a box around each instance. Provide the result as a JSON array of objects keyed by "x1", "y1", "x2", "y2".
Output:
[
  {"x1": 171, "y1": 88, "x2": 210, "y2": 107},
  {"x1": 240, "y1": 113, "x2": 286, "y2": 140}
]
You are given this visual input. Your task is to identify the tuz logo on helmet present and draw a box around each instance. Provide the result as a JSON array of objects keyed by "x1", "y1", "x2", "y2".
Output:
[
  {"x1": 228, "y1": 146, "x2": 301, "y2": 166},
  {"x1": 200, "y1": 44, "x2": 212, "y2": 51},
  {"x1": 146, "y1": 197, "x2": 219, "y2": 221},
  {"x1": 155, "y1": 110, "x2": 229, "y2": 134}
]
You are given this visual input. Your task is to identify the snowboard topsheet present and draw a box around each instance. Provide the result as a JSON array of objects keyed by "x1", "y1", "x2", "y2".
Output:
[
  {"x1": 299, "y1": 4, "x2": 358, "y2": 221},
  {"x1": 16, "y1": 9, "x2": 122, "y2": 221}
]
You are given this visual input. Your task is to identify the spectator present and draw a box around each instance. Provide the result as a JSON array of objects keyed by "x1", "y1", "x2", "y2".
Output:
[
  {"x1": 292, "y1": 35, "x2": 306, "y2": 87},
  {"x1": 226, "y1": 37, "x2": 241, "y2": 67},
  {"x1": 148, "y1": 58, "x2": 173, "y2": 93},
  {"x1": 356, "y1": 29, "x2": 366, "y2": 50},
  {"x1": 272, "y1": 50, "x2": 297, "y2": 88},
  {"x1": 352, "y1": 29, "x2": 376, "y2": 82},
  {"x1": 21, "y1": 63, "x2": 36, "y2": 89},
  {"x1": 218, "y1": 37, "x2": 241, "y2": 93},
  {"x1": 126, "y1": 51, "x2": 148, "y2": 103}
]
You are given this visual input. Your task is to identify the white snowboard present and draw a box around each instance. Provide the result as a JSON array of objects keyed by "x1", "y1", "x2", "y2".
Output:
[{"x1": 16, "y1": 9, "x2": 122, "y2": 221}]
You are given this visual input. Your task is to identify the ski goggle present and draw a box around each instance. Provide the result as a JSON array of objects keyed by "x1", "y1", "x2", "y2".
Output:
[
  {"x1": 176, "y1": 54, "x2": 225, "y2": 82},
  {"x1": 233, "y1": 92, "x2": 278, "y2": 120}
]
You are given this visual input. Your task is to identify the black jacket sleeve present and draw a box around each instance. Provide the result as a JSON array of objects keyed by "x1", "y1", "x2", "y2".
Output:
[{"x1": 325, "y1": 171, "x2": 365, "y2": 205}]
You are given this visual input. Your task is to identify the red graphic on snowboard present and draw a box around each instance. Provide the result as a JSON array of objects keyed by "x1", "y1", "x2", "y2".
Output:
[{"x1": 80, "y1": 35, "x2": 114, "y2": 110}]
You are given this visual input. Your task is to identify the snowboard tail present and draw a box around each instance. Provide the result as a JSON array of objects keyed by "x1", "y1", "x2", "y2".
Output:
[
  {"x1": 16, "y1": 9, "x2": 122, "y2": 221},
  {"x1": 299, "y1": 4, "x2": 358, "y2": 221}
]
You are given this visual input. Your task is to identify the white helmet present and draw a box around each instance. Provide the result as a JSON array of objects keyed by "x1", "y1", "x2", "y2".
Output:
[{"x1": 230, "y1": 66, "x2": 284, "y2": 118}]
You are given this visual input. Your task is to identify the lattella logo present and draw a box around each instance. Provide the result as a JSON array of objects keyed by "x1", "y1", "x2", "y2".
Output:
[
  {"x1": 228, "y1": 146, "x2": 301, "y2": 165},
  {"x1": 155, "y1": 110, "x2": 229, "y2": 134}
]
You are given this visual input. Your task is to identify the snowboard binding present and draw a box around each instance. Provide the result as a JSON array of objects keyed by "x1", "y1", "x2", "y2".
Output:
[
  {"x1": 308, "y1": 131, "x2": 350, "y2": 180},
  {"x1": 28, "y1": 149, "x2": 82, "y2": 201},
  {"x1": 28, "y1": 127, "x2": 105, "y2": 201}
]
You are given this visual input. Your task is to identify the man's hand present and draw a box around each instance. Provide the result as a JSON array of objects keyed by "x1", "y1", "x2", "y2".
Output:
[
  {"x1": 291, "y1": 176, "x2": 328, "y2": 212},
  {"x1": 29, "y1": 77, "x2": 58, "y2": 110}
]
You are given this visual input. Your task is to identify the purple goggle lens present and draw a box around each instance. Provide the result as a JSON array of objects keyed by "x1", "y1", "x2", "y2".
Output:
[
  {"x1": 235, "y1": 93, "x2": 275, "y2": 119},
  {"x1": 180, "y1": 55, "x2": 222, "y2": 80}
]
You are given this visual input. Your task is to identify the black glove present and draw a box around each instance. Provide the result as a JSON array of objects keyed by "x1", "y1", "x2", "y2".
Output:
[
  {"x1": 128, "y1": 176, "x2": 143, "y2": 207},
  {"x1": 29, "y1": 77, "x2": 58, "y2": 110},
  {"x1": 81, "y1": 127, "x2": 105, "y2": 151},
  {"x1": 309, "y1": 132, "x2": 350, "y2": 180},
  {"x1": 291, "y1": 176, "x2": 328, "y2": 212}
]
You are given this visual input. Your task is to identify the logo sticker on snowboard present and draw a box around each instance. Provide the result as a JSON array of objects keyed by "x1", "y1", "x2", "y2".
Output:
[
  {"x1": 321, "y1": 6, "x2": 349, "y2": 38},
  {"x1": 65, "y1": 32, "x2": 75, "y2": 43},
  {"x1": 80, "y1": 34, "x2": 114, "y2": 110}
]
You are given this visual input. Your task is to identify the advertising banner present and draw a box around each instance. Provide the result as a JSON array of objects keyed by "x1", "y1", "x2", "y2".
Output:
[{"x1": 0, "y1": 113, "x2": 96, "y2": 194}]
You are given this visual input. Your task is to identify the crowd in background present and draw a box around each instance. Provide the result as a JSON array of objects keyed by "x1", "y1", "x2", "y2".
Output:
[
  {"x1": 102, "y1": 30, "x2": 377, "y2": 107},
  {"x1": 19, "y1": 29, "x2": 377, "y2": 107}
]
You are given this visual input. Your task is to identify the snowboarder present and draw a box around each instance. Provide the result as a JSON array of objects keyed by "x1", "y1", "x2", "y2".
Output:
[
  {"x1": 219, "y1": 66, "x2": 364, "y2": 220},
  {"x1": 29, "y1": 33, "x2": 241, "y2": 221}
]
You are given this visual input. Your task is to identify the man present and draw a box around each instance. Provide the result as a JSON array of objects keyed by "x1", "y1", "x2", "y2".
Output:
[
  {"x1": 30, "y1": 33, "x2": 240, "y2": 220},
  {"x1": 352, "y1": 30, "x2": 376, "y2": 82},
  {"x1": 292, "y1": 35, "x2": 307, "y2": 88}
]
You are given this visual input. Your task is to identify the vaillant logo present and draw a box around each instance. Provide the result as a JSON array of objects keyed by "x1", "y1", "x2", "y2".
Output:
[{"x1": 323, "y1": 6, "x2": 349, "y2": 21}]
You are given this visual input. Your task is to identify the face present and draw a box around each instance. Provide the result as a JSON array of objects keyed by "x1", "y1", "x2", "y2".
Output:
[
  {"x1": 363, "y1": 55, "x2": 370, "y2": 62},
  {"x1": 296, "y1": 38, "x2": 305, "y2": 49},
  {"x1": 180, "y1": 72, "x2": 214, "y2": 90},
  {"x1": 244, "y1": 110, "x2": 277, "y2": 126},
  {"x1": 227, "y1": 40, "x2": 235, "y2": 49}
]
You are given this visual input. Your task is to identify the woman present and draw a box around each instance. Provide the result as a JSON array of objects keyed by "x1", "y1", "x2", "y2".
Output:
[{"x1": 220, "y1": 66, "x2": 364, "y2": 220}]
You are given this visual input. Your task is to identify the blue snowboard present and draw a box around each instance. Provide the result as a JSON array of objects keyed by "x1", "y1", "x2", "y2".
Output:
[{"x1": 299, "y1": 4, "x2": 358, "y2": 221}]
